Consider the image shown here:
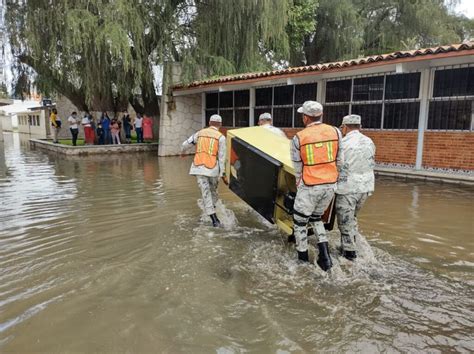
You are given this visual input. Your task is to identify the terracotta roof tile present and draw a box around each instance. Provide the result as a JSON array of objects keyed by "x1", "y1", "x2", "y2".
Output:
[{"x1": 173, "y1": 42, "x2": 474, "y2": 90}]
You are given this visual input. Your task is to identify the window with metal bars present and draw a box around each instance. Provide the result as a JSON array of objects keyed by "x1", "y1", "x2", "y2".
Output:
[
  {"x1": 254, "y1": 83, "x2": 318, "y2": 127},
  {"x1": 205, "y1": 90, "x2": 250, "y2": 127},
  {"x1": 324, "y1": 73, "x2": 421, "y2": 130},
  {"x1": 324, "y1": 79, "x2": 352, "y2": 127},
  {"x1": 324, "y1": 105, "x2": 349, "y2": 127},
  {"x1": 428, "y1": 66, "x2": 474, "y2": 131}
]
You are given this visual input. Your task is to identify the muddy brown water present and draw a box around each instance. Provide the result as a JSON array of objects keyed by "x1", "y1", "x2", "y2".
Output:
[{"x1": 0, "y1": 133, "x2": 473, "y2": 353}]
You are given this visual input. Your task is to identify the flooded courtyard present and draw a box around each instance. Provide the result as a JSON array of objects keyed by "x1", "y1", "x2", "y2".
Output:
[{"x1": 0, "y1": 132, "x2": 473, "y2": 353}]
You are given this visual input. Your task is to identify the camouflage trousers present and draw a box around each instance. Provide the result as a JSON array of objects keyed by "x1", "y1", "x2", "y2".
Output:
[
  {"x1": 335, "y1": 193, "x2": 369, "y2": 252},
  {"x1": 196, "y1": 175, "x2": 219, "y2": 216},
  {"x1": 293, "y1": 184, "x2": 335, "y2": 252}
]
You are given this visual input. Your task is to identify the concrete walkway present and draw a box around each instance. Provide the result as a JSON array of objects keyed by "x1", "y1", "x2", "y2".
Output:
[
  {"x1": 30, "y1": 139, "x2": 158, "y2": 156},
  {"x1": 375, "y1": 166, "x2": 474, "y2": 186}
]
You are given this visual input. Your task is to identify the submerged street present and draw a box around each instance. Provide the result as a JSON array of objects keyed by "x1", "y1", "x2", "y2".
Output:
[{"x1": 0, "y1": 132, "x2": 473, "y2": 352}]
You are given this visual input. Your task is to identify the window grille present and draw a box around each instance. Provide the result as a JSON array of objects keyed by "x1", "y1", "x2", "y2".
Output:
[
  {"x1": 255, "y1": 83, "x2": 318, "y2": 127},
  {"x1": 352, "y1": 104, "x2": 383, "y2": 129},
  {"x1": 324, "y1": 72, "x2": 421, "y2": 130},
  {"x1": 205, "y1": 90, "x2": 250, "y2": 127},
  {"x1": 324, "y1": 105, "x2": 350, "y2": 127},
  {"x1": 428, "y1": 65, "x2": 474, "y2": 131}
]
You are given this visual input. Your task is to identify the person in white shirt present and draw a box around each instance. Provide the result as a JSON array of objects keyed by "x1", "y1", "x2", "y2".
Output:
[
  {"x1": 336, "y1": 114, "x2": 376, "y2": 261},
  {"x1": 181, "y1": 114, "x2": 227, "y2": 227},
  {"x1": 67, "y1": 111, "x2": 79, "y2": 146},
  {"x1": 258, "y1": 112, "x2": 287, "y2": 138},
  {"x1": 134, "y1": 114, "x2": 144, "y2": 143}
]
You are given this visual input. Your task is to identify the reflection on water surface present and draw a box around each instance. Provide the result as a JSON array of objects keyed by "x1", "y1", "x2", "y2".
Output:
[{"x1": 0, "y1": 133, "x2": 473, "y2": 352}]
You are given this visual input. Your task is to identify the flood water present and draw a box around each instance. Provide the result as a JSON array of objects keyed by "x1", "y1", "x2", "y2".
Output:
[{"x1": 0, "y1": 132, "x2": 473, "y2": 353}]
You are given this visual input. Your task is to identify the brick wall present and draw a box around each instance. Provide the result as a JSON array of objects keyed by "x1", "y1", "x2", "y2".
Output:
[
  {"x1": 283, "y1": 128, "x2": 418, "y2": 166},
  {"x1": 363, "y1": 130, "x2": 418, "y2": 166},
  {"x1": 422, "y1": 132, "x2": 474, "y2": 170},
  {"x1": 219, "y1": 127, "x2": 474, "y2": 171}
]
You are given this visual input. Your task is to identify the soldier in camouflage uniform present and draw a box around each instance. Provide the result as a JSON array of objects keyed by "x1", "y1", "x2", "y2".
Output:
[
  {"x1": 336, "y1": 114, "x2": 376, "y2": 260},
  {"x1": 182, "y1": 114, "x2": 227, "y2": 227},
  {"x1": 258, "y1": 112, "x2": 287, "y2": 138},
  {"x1": 291, "y1": 101, "x2": 343, "y2": 271}
]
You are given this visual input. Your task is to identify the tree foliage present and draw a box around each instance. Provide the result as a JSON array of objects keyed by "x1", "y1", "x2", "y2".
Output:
[
  {"x1": 4, "y1": 0, "x2": 182, "y2": 113},
  {"x1": 4, "y1": 0, "x2": 294, "y2": 113},
  {"x1": 295, "y1": 0, "x2": 474, "y2": 66},
  {"x1": 0, "y1": 82, "x2": 8, "y2": 99},
  {"x1": 2, "y1": 0, "x2": 473, "y2": 113}
]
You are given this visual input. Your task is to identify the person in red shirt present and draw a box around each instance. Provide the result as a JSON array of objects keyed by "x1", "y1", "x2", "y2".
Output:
[{"x1": 143, "y1": 115, "x2": 153, "y2": 141}]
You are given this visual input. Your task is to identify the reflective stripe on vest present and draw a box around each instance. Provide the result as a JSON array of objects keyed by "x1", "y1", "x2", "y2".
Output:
[
  {"x1": 297, "y1": 123, "x2": 339, "y2": 186},
  {"x1": 193, "y1": 127, "x2": 222, "y2": 169}
]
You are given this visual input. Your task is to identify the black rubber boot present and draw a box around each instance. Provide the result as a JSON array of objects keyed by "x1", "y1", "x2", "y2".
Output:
[
  {"x1": 210, "y1": 214, "x2": 221, "y2": 227},
  {"x1": 342, "y1": 250, "x2": 357, "y2": 261},
  {"x1": 297, "y1": 250, "x2": 309, "y2": 263},
  {"x1": 287, "y1": 232, "x2": 296, "y2": 243},
  {"x1": 316, "y1": 242, "x2": 333, "y2": 271}
]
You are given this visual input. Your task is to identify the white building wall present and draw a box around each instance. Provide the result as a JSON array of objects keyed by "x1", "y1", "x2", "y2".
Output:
[
  {"x1": 1, "y1": 115, "x2": 13, "y2": 131},
  {"x1": 158, "y1": 93, "x2": 203, "y2": 156},
  {"x1": 17, "y1": 111, "x2": 48, "y2": 139}
]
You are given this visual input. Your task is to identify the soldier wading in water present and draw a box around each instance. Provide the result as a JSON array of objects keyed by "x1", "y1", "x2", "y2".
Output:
[
  {"x1": 291, "y1": 101, "x2": 343, "y2": 271},
  {"x1": 181, "y1": 114, "x2": 227, "y2": 227},
  {"x1": 336, "y1": 114, "x2": 376, "y2": 260}
]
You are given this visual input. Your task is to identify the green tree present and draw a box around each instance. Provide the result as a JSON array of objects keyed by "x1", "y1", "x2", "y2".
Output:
[
  {"x1": 287, "y1": 0, "x2": 319, "y2": 66},
  {"x1": 4, "y1": 0, "x2": 293, "y2": 113},
  {"x1": 0, "y1": 81, "x2": 8, "y2": 98},
  {"x1": 293, "y1": 0, "x2": 474, "y2": 66},
  {"x1": 299, "y1": 0, "x2": 362, "y2": 65}
]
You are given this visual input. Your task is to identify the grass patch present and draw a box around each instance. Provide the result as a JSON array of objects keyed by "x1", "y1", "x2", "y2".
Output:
[{"x1": 59, "y1": 139, "x2": 85, "y2": 146}]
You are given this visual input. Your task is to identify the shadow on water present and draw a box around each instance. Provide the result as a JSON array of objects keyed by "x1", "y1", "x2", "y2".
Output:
[{"x1": 0, "y1": 132, "x2": 473, "y2": 352}]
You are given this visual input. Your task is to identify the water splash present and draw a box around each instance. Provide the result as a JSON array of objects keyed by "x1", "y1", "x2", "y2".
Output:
[{"x1": 196, "y1": 198, "x2": 239, "y2": 230}]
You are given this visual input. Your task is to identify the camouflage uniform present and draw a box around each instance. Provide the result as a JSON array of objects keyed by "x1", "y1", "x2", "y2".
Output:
[
  {"x1": 292, "y1": 183, "x2": 336, "y2": 252},
  {"x1": 258, "y1": 113, "x2": 288, "y2": 139},
  {"x1": 182, "y1": 126, "x2": 226, "y2": 216},
  {"x1": 262, "y1": 124, "x2": 287, "y2": 139},
  {"x1": 291, "y1": 121, "x2": 343, "y2": 252},
  {"x1": 336, "y1": 129, "x2": 375, "y2": 252},
  {"x1": 196, "y1": 175, "x2": 219, "y2": 215}
]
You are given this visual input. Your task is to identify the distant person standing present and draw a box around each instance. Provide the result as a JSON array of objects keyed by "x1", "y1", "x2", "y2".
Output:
[
  {"x1": 67, "y1": 111, "x2": 79, "y2": 146},
  {"x1": 181, "y1": 114, "x2": 226, "y2": 227},
  {"x1": 49, "y1": 108, "x2": 61, "y2": 143},
  {"x1": 96, "y1": 122, "x2": 105, "y2": 145},
  {"x1": 122, "y1": 110, "x2": 132, "y2": 143},
  {"x1": 82, "y1": 113, "x2": 94, "y2": 145},
  {"x1": 258, "y1": 112, "x2": 287, "y2": 138},
  {"x1": 143, "y1": 116, "x2": 153, "y2": 141},
  {"x1": 110, "y1": 119, "x2": 121, "y2": 144},
  {"x1": 134, "y1": 114, "x2": 144, "y2": 143},
  {"x1": 89, "y1": 113, "x2": 97, "y2": 144},
  {"x1": 143, "y1": 115, "x2": 153, "y2": 142},
  {"x1": 336, "y1": 114, "x2": 376, "y2": 261},
  {"x1": 100, "y1": 112, "x2": 111, "y2": 144}
]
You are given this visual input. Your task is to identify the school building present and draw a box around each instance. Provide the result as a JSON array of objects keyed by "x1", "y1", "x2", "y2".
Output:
[{"x1": 160, "y1": 42, "x2": 474, "y2": 172}]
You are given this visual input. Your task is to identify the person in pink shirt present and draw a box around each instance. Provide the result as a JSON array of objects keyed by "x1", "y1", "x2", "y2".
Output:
[
  {"x1": 110, "y1": 119, "x2": 121, "y2": 144},
  {"x1": 143, "y1": 115, "x2": 153, "y2": 141}
]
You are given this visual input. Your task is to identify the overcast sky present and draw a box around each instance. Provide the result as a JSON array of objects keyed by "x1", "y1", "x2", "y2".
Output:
[{"x1": 457, "y1": 0, "x2": 474, "y2": 18}]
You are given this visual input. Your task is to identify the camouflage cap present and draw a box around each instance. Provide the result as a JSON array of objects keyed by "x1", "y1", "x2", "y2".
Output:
[
  {"x1": 297, "y1": 101, "x2": 323, "y2": 117},
  {"x1": 209, "y1": 114, "x2": 222, "y2": 123},
  {"x1": 258, "y1": 112, "x2": 272, "y2": 121},
  {"x1": 342, "y1": 114, "x2": 361, "y2": 125}
]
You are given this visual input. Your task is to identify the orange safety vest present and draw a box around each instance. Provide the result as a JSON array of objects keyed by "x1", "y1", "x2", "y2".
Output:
[
  {"x1": 193, "y1": 127, "x2": 223, "y2": 169},
  {"x1": 296, "y1": 123, "x2": 339, "y2": 186}
]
